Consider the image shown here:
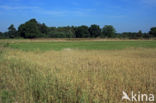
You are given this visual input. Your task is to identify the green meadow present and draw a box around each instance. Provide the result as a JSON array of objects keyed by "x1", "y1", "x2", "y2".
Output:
[{"x1": 6, "y1": 40, "x2": 156, "y2": 51}]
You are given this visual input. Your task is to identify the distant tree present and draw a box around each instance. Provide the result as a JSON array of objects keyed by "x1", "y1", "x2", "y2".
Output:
[
  {"x1": 0, "y1": 32, "x2": 3, "y2": 39},
  {"x1": 143, "y1": 33, "x2": 150, "y2": 39},
  {"x1": 115, "y1": 33, "x2": 122, "y2": 38},
  {"x1": 149, "y1": 27, "x2": 156, "y2": 37},
  {"x1": 89, "y1": 24, "x2": 101, "y2": 37},
  {"x1": 47, "y1": 26, "x2": 75, "y2": 38},
  {"x1": 8, "y1": 24, "x2": 17, "y2": 38},
  {"x1": 70, "y1": 26, "x2": 76, "y2": 37},
  {"x1": 131, "y1": 32, "x2": 137, "y2": 39},
  {"x1": 136, "y1": 30, "x2": 142, "y2": 38},
  {"x1": 49, "y1": 31, "x2": 66, "y2": 38},
  {"x1": 75, "y1": 25, "x2": 90, "y2": 38},
  {"x1": 3, "y1": 18, "x2": 155, "y2": 39},
  {"x1": 18, "y1": 19, "x2": 41, "y2": 38},
  {"x1": 47, "y1": 27, "x2": 57, "y2": 37},
  {"x1": 122, "y1": 32, "x2": 138, "y2": 39},
  {"x1": 57, "y1": 26, "x2": 75, "y2": 38},
  {"x1": 101, "y1": 25, "x2": 116, "y2": 38},
  {"x1": 39, "y1": 23, "x2": 48, "y2": 35},
  {"x1": 120, "y1": 32, "x2": 128, "y2": 38}
]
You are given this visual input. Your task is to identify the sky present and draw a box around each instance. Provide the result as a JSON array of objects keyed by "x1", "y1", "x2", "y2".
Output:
[{"x1": 0, "y1": 0, "x2": 156, "y2": 33}]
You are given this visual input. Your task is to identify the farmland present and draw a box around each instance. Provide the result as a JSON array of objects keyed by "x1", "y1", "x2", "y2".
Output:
[
  {"x1": 0, "y1": 39, "x2": 156, "y2": 103},
  {"x1": 2, "y1": 39, "x2": 156, "y2": 51}
]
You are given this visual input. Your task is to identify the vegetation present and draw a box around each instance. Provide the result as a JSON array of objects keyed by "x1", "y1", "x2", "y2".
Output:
[
  {"x1": 0, "y1": 40, "x2": 156, "y2": 103},
  {"x1": 75, "y1": 25, "x2": 90, "y2": 38},
  {"x1": 0, "y1": 18, "x2": 156, "y2": 39},
  {"x1": 89, "y1": 24, "x2": 101, "y2": 37},
  {"x1": 149, "y1": 27, "x2": 156, "y2": 37},
  {"x1": 18, "y1": 19, "x2": 42, "y2": 38},
  {"x1": 101, "y1": 25, "x2": 116, "y2": 38},
  {"x1": 8, "y1": 24, "x2": 18, "y2": 38},
  {"x1": 8, "y1": 40, "x2": 156, "y2": 51}
]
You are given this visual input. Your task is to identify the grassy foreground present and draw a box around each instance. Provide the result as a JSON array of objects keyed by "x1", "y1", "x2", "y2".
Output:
[{"x1": 0, "y1": 40, "x2": 156, "y2": 103}]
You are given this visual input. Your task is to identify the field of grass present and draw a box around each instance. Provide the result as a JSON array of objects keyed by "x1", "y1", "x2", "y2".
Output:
[
  {"x1": 0, "y1": 39, "x2": 156, "y2": 103},
  {"x1": 5, "y1": 40, "x2": 156, "y2": 51}
]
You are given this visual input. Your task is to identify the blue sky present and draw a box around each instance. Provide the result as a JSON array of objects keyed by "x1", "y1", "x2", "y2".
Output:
[{"x1": 0, "y1": 0, "x2": 156, "y2": 32}]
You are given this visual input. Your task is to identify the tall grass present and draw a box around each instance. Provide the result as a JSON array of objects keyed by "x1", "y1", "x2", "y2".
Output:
[{"x1": 0, "y1": 48, "x2": 156, "y2": 103}]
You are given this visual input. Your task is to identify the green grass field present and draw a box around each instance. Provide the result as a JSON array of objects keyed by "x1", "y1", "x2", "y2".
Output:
[{"x1": 6, "y1": 40, "x2": 156, "y2": 51}]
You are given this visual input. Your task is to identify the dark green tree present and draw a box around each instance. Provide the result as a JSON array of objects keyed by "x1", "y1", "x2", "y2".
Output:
[
  {"x1": 18, "y1": 19, "x2": 41, "y2": 38},
  {"x1": 75, "y1": 25, "x2": 90, "y2": 38},
  {"x1": 47, "y1": 27, "x2": 57, "y2": 37},
  {"x1": 8, "y1": 24, "x2": 17, "y2": 38},
  {"x1": 39, "y1": 23, "x2": 48, "y2": 35},
  {"x1": 149, "y1": 27, "x2": 156, "y2": 37},
  {"x1": 57, "y1": 26, "x2": 75, "y2": 38},
  {"x1": 0, "y1": 32, "x2": 3, "y2": 39},
  {"x1": 47, "y1": 26, "x2": 75, "y2": 38},
  {"x1": 101, "y1": 25, "x2": 116, "y2": 38},
  {"x1": 136, "y1": 30, "x2": 142, "y2": 38},
  {"x1": 122, "y1": 32, "x2": 138, "y2": 39},
  {"x1": 71, "y1": 26, "x2": 76, "y2": 37},
  {"x1": 89, "y1": 24, "x2": 101, "y2": 37}
]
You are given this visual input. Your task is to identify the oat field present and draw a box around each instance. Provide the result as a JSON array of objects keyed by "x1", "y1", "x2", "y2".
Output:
[{"x1": 0, "y1": 39, "x2": 156, "y2": 103}]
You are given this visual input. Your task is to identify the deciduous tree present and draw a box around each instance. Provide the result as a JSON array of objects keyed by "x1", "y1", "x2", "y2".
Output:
[
  {"x1": 149, "y1": 27, "x2": 156, "y2": 37},
  {"x1": 8, "y1": 24, "x2": 17, "y2": 38},
  {"x1": 89, "y1": 24, "x2": 101, "y2": 37},
  {"x1": 101, "y1": 25, "x2": 116, "y2": 38},
  {"x1": 75, "y1": 25, "x2": 90, "y2": 38}
]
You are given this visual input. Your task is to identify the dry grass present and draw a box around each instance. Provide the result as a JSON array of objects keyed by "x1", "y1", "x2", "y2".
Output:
[
  {"x1": 0, "y1": 38, "x2": 155, "y2": 43},
  {"x1": 0, "y1": 48, "x2": 156, "y2": 103}
]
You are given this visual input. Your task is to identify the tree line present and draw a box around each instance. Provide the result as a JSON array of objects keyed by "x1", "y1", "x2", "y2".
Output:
[{"x1": 0, "y1": 19, "x2": 156, "y2": 39}]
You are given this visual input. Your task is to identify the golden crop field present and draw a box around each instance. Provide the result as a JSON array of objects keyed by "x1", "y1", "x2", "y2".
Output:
[{"x1": 0, "y1": 40, "x2": 156, "y2": 103}]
